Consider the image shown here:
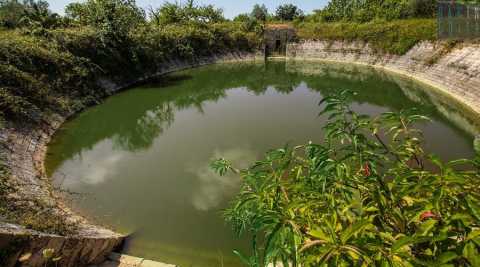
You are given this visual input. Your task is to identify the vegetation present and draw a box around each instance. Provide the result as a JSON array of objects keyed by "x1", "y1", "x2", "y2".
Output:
[
  {"x1": 0, "y1": 0, "x2": 260, "y2": 124},
  {"x1": 146, "y1": 0, "x2": 224, "y2": 26},
  {"x1": 0, "y1": 0, "x2": 63, "y2": 29},
  {"x1": 251, "y1": 4, "x2": 268, "y2": 22},
  {"x1": 275, "y1": 4, "x2": 304, "y2": 21},
  {"x1": 0, "y1": 0, "x2": 260, "y2": 234},
  {"x1": 0, "y1": 0, "x2": 471, "y2": 240},
  {"x1": 213, "y1": 91, "x2": 480, "y2": 266},
  {"x1": 308, "y1": 0, "x2": 437, "y2": 23},
  {"x1": 0, "y1": 0, "x2": 443, "y2": 126},
  {"x1": 296, "y1": 18, "x2": 437, "y2": 55}
]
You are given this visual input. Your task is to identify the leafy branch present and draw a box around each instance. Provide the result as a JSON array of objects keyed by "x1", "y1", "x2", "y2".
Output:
[{"x1": 212, "y1": 90, "x2": 480, "y2": 267}]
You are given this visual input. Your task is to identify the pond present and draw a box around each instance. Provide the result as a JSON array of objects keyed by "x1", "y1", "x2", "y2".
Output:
[{"x1": 45, "y1": 61, "x2": 479, "y2": 267}]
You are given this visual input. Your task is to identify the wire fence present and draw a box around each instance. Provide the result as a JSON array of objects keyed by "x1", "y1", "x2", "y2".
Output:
[{"x1": 438, "y1": 1, "x2": 480, "y2": 38}]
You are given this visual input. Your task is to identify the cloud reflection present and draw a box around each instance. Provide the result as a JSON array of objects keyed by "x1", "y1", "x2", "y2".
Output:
[
  {"x1": 188, "y1": 147, "x2": 257, "y2": 211},
  {"x1": 54, "y1": 139, "x2": 127, "y2": 189}
]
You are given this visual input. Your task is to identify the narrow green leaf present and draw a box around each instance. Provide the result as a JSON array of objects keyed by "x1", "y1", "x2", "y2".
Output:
[
  {"x1": 466, "y1": 196, "x2": 480, "y2": 221},
  {"x1": 474, "y1": 136, "x2": 480, "y2": 155},
  {"x1": 463, "y1": 242, "x2": 480, "y2": 267},
  {"x1": 233, "y1": 250, "x2": 252, "y2": 266},
  {"x1": 436, "y1": 251, "x2": 457, "y2": 264},
  {"x1": 340, "y1": 220, "x2": 371, "y2": 244},
  {"x1": 391, "y1": 236, "x2": 415, "y2": 252},
  {"x1": 467, "y1": 230, "x2": 480, "y2": 241},
  {"x1": 309, "y1": 228, "x2": 333, "y2": 243},
  {"x1": 416, "y1": 220, "x2": 437, "y2": 236}
]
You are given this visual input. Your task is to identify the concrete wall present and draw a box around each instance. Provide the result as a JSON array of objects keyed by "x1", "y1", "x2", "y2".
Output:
[
  {"x1": 264, "y1": 26, "x2": 296, "y2": 56},
  {"x1": 287, "y1": 40, "x2": 480, "y2": 117},
  {"x1": 0, "y1": 51, "x2": 261, "y2": 267}
]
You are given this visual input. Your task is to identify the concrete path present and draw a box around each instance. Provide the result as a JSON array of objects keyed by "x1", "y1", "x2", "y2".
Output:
[{"x1": 90, "y1": 253, "x2": 177, "y2": 267}]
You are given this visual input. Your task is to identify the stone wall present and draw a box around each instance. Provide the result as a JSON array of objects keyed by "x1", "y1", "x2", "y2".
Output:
[
  {"x1": 264, "y1": 25, "x2": 296, "y2": 57},
  {"x1": 0, "y1": 51, "x2": 261, "y2": 267},
  {"x1": 4, "y1": 40, "x2": 480, "y2": 266},
  {"x1": 287, "y1": 40, "x2": 480, "y2": 117}
]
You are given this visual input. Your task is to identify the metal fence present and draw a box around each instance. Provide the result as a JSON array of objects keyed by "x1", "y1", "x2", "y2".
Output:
[{"x1": 438, "y1": 1, "x2": 480, "y2": 38}]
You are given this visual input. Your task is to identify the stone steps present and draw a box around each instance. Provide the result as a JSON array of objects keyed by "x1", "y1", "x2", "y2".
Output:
[{"x1": 90, "y1": 253, "x2": 177, "y2": 267}]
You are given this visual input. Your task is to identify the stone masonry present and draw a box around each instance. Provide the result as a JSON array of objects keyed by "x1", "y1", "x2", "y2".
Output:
[{"x1": 287, "y1": 40, "x2": 480, "y2": 117}]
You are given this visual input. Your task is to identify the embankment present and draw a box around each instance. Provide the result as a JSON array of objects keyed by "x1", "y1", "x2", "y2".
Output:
[
  {"x1": 287, "y1": 40, "x2": 480, "y2": 116},
  {"x1": 0, "y1": 52, "x2": 260, "y2": 267}
]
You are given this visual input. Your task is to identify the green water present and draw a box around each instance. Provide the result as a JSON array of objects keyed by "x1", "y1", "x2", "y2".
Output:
[{"x1": 46, "y1": 61, "x2": 479, "y2": 267}]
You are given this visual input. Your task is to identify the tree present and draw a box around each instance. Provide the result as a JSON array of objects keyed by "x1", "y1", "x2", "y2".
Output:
[
  {"x1": 0, "y1": 0, "x2": 60, "y2": 29},
  {"x1": 275, "y1": 4, "x2": 303, "y2": 21},
  {"x1": 410, "y1": 0, "x2": 437, "y2": 18},
  {"x1": 233, "y1": 13, "x2": 250, "y2": 22},
  {"x1": 65, "y1": 0, "x2": 145, "y2": 44},
  {"x1": 315, "y1": 0, "x2": 436, "y2": 22},
  {"x1": 251, "y1": 4, "x2": 268, "y2": 22},
  {"x1": 20, "y1": 0, "x2": 60, "y2": 29},
  {"x1": 0, "y1": 0, "x2": 24, "y2": 28},
  {"x1": 148, "y1": 0, "x2": 224, "y2": 26}
]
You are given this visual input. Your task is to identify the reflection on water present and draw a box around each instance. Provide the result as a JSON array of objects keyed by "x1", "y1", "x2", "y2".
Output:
[
  {"x1": 188, "y1": 147, "x2": 256, "y2": 212},
  {"x1": 46, "y1": 61, "x2": 479, "y2": 267}
]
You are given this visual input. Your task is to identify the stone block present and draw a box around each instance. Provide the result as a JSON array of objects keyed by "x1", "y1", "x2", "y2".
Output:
[
  {"x1": 141, "y1": 259, "x2": 177, "y2": 267},
  {"x1": 108, "y1": 253, "x2": 144, "y2": 266}
]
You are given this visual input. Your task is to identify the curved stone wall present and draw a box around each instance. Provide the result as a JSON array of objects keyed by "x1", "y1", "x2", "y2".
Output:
[
  {"x1": 0, "y1": 51, "x2": 260, "y2": 267},
  {"x1": 287, "y1": 40, "x2": 480, "y2": 117},
  {"x1": 3, "y1": 41, "x2": 479, "y2": 266}
]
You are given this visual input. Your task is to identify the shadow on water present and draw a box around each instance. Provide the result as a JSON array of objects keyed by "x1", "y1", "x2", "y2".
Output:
[{"x1": 142, "y1": 73, "x2": 194, "y2": 88}]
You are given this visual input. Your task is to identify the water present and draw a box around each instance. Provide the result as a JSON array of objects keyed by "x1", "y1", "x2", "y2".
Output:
[{"x1": 45, "y1": 61, "x2": 479, "y2": 267}]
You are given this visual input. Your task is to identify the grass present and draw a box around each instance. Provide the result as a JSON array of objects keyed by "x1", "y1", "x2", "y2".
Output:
[{"x1": 295, "y1": 18, "x2": 437, "y2": 55}]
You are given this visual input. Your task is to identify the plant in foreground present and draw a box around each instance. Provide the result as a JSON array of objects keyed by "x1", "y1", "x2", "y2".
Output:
[{"x1": 212, "y1": 90, "x2": 480, "y2": 266}]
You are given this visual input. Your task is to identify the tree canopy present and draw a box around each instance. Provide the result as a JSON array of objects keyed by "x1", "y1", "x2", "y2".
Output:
[
  {"x1": 0, "y1": 0, "x2": 60, "y2": 29},
  {"x1": 251, "y1": 4, "x2": 268, "y2": 22},
  {"x1": 275, "y1": 4, "x2": 304, "y2": 21},
  {"x1": 148, "y1": 0, "x2": 224, "y2": 26},
  {"x1": 313, "y1": 0, "x2": 437, "y2": 23}
]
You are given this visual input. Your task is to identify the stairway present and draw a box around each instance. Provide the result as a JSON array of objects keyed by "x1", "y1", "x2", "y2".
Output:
[{"x1": 90, "y1": 253, "x2": 177, "y2": 267}]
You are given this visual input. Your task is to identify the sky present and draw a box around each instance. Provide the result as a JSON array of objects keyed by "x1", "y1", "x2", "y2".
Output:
[{"x1": 48, "y1": 0, "x2": 329, "y2": 18}]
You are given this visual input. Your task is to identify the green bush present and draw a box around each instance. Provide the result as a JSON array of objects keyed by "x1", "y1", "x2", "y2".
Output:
[
  {"x1": 65, "y1": 0, "x2": 146, "y2": 45},
  {"x1": 0, "y1": 19, "x2": 261, "y2": 124},
  {"x1": 0, "y1": 29, "x2": 98, "y2": 121},
  {"x1": 147, "y1": 0, "x2": 224, "y2": 26},
  {"x1": 310, "y1": 0, "x2": 437, "y2": 23},
  {"x1": 0, "y1": 0, "x2": 64, "y2": 31},
  {"x1": 213, "y1": 91, "x2": 480, "y2": 267},
  {"x1": 296, "y1": 19, "x2": 437, "y2": 55}
]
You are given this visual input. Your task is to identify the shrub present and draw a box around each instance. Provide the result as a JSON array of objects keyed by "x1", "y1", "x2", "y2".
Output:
[
  {"x1": 0, "y1": 16, "x2": 261, "y2": 123},
  {"x1": 0, "y1": 0, "x2": 25, "y2": 28},
  {"x1": 311, "y1": 0, "x2": 437, "y2": 23},
  {"x1": 213, "y1": 90, "x2": 480, "y2": 267},
  {"x1": 65, "y1": 0, "x2": 146, "y2": 46},
  {"x1": 0, "y1": 0, "x2": 62, "y2": 29},
  {"x1": 296, "y1": 19, "x2": 437, "y2": 55},
  {"x1": 0, "y1": 29, "x2": 99, "y2": 122},
  {"x1": 147, "y1": 0, "x2": 224, "y2": 27}
]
